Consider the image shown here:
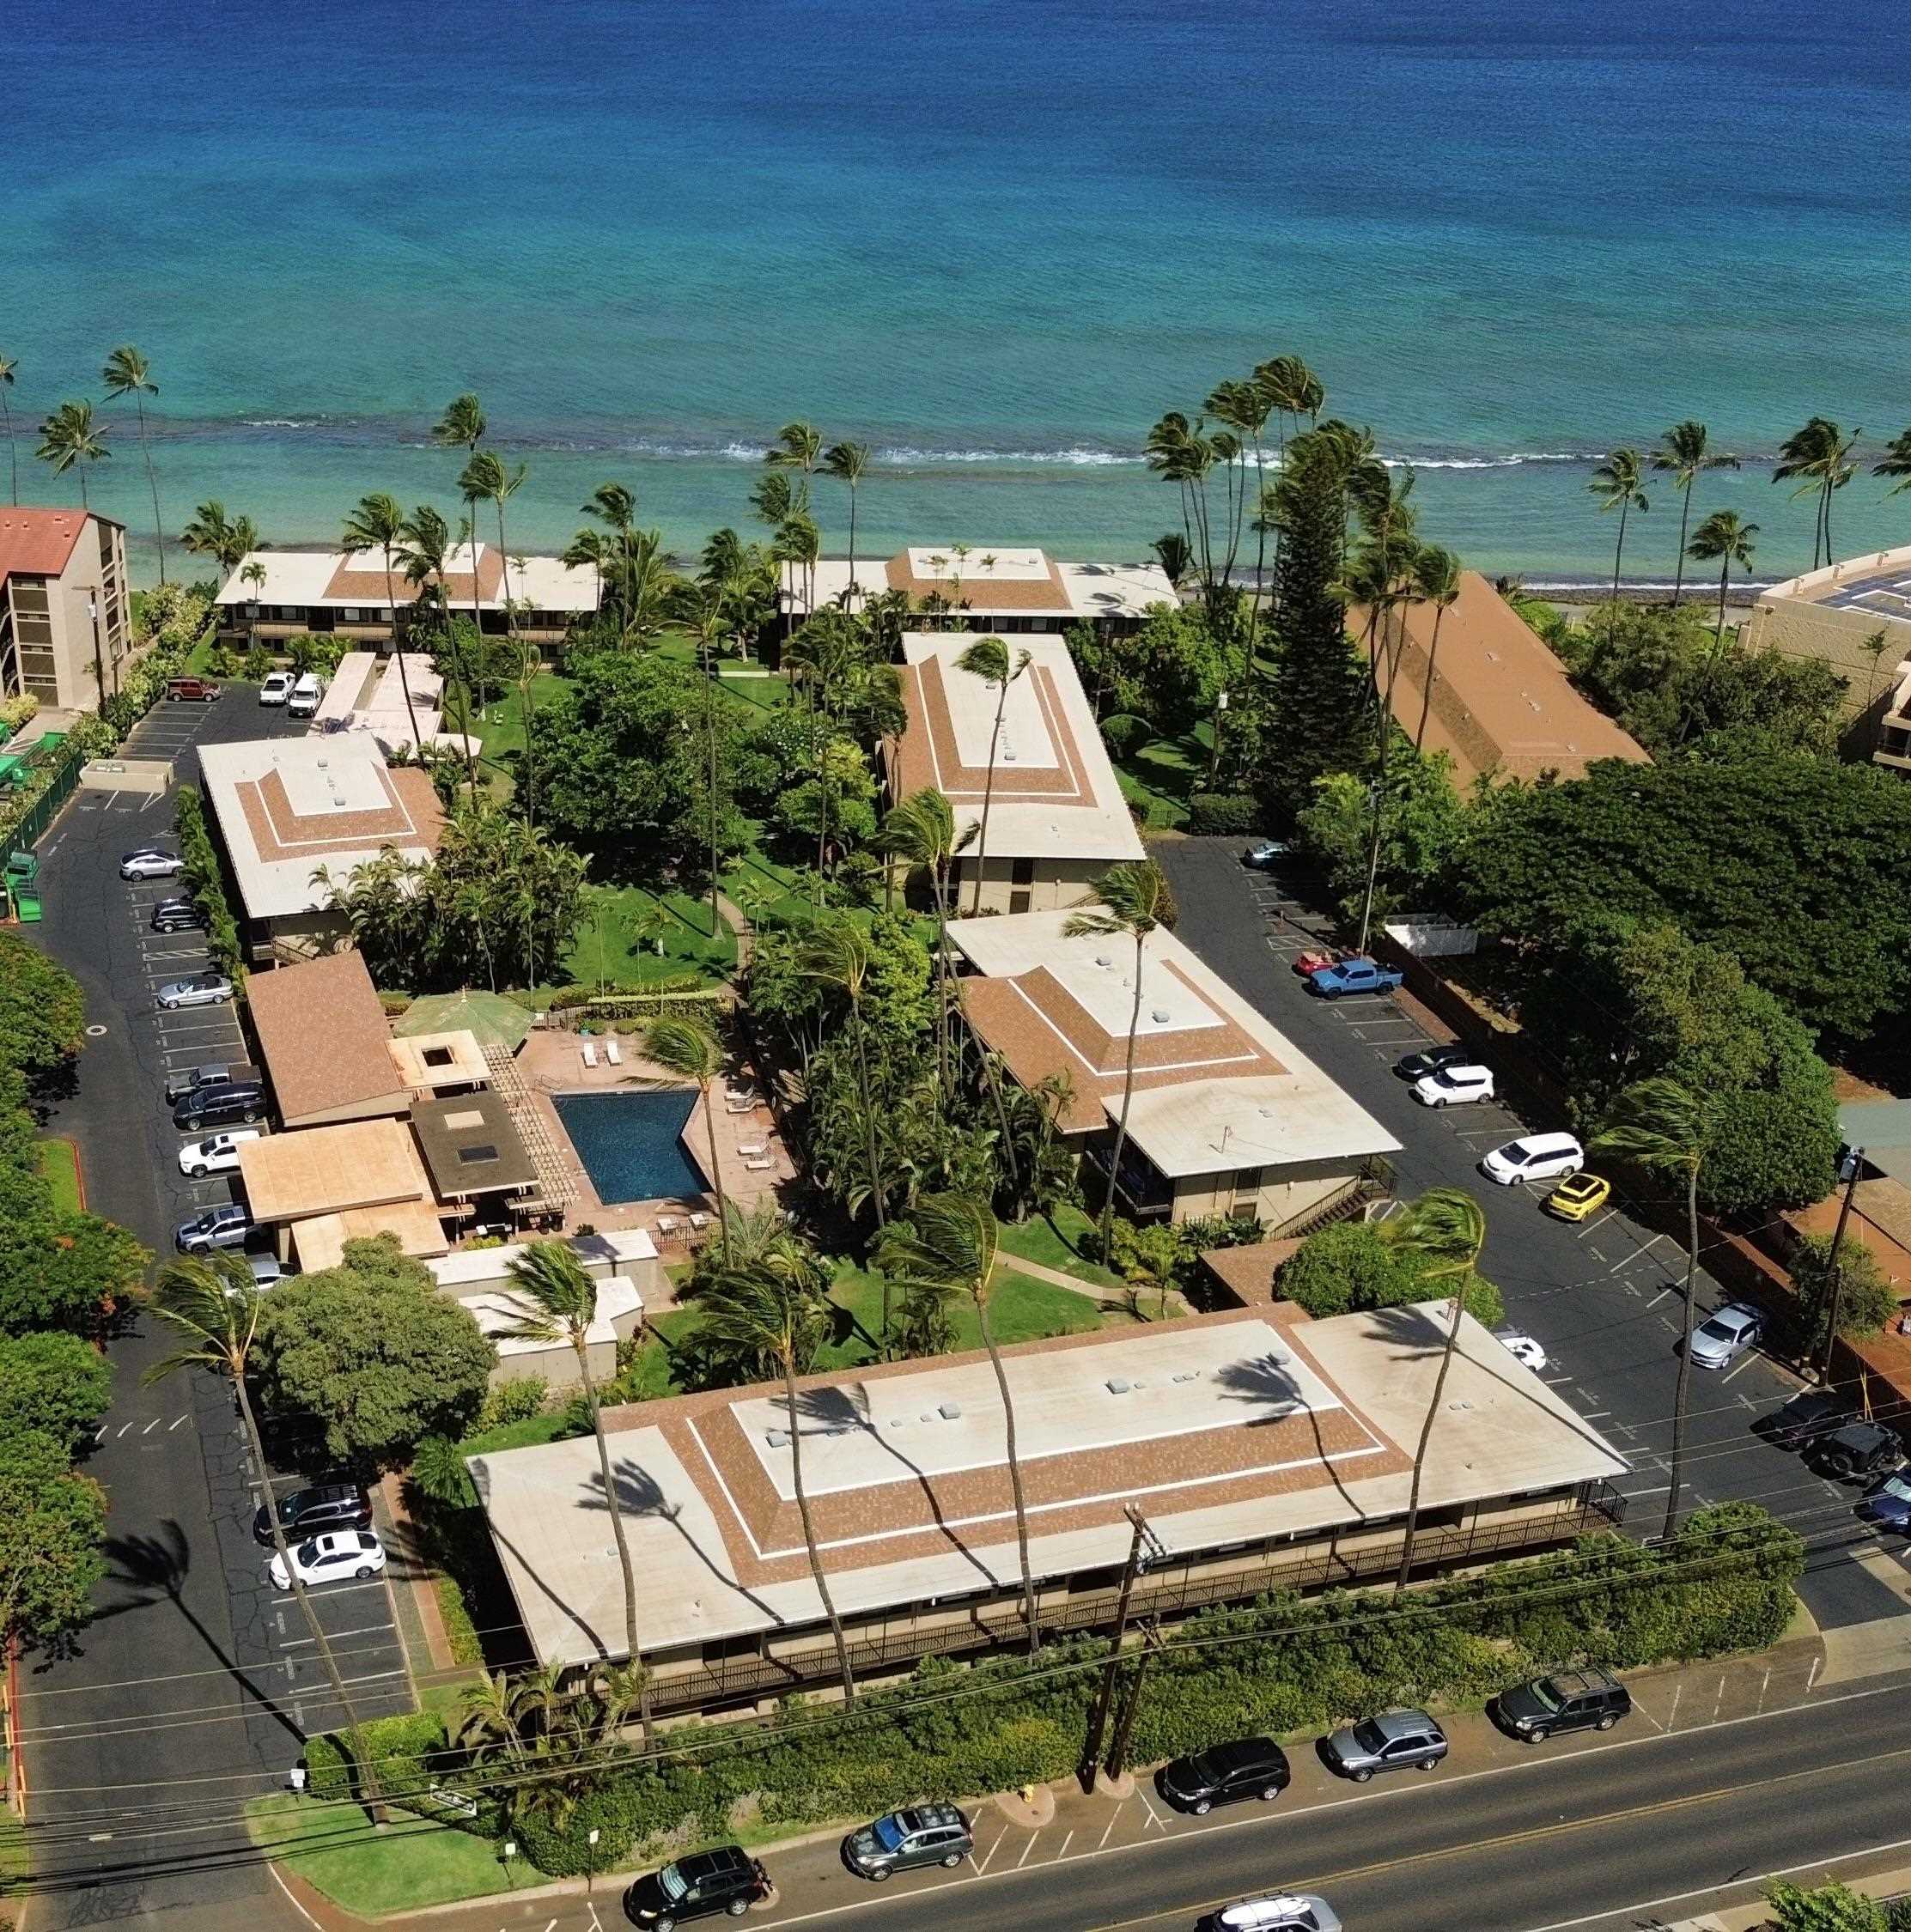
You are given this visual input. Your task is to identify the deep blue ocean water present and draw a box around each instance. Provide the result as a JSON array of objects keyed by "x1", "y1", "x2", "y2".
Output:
[{"x1": 9, "y1": 0, "x2": 1910, "y2": 580}]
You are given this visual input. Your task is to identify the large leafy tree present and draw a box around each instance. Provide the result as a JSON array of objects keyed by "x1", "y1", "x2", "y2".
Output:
[
  {"x1": 0, "y1": 1331, "x2": 113, "y2": 1451},
  {"x1": 253, "y1": 1236, "x2": 494, "y2": 1467},
  {"x1": 1455, "y1": 755, "x2": 1911, "y2": 1039},
  {"x1": 0, "y1": 1429, "x2": 106, "y2": 1658},
  {"x1": 0, "y1": 931, "x2": 86, "y2": 1075}
]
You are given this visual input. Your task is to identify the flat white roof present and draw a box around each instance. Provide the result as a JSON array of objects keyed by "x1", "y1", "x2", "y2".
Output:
[
  {"x1": 459, "y1": 1274, "x2": 642, "y2": 1357},
  {"x1": 470, "y1": 1306, "x2": 1625, "y2": 1668},
  {"x1": 785, "y1": 552, "x2": 1177, "y2": 621},
  {"x1": 215, "y1": 545, "x2": 598, "y2": 614},
  {"x1": 428, "y1": 1227, "x2": 660, "y2": 1289}
]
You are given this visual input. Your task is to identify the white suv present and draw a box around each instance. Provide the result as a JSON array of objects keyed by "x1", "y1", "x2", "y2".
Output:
[
  {"x1": 1412, "y1": 1063, "x2": 1494, "y2": 1109},
  {"x1": 177, "y1": 1128, "x2": 261, "y2": 1178},
  {"x1": 287, "y1": 673, "x2": 323, "y2": 718},
  {"x1": 1482, "y1": 1133, "x2": 1584, "y2": 1186}
]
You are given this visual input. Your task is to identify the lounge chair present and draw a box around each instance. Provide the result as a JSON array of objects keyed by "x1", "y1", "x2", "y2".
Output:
[
  {"x1": 723, "y1": 1092, "x2": 758, "y2": 1114},
  {"x1": 743, "y1": 1157, "x2": 776, "y2": 1172},
  {"x1": 605, "y1": 1036, "x2": 623, "y2": 1066},
  {"x1": 687, "y1": 1211, "x2": 710, "y2": 1231},
  {"x1": 655, "y1": 1214, "x2": 682, "y2": 1236},
  {"x1": 580, "y1": 1040, "x2": 597, "y2": 1069},
  {"x1": 735, "y1": 1142, "x2": 769, "y2": 1159}
]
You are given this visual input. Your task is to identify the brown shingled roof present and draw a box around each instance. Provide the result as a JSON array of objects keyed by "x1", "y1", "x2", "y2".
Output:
[
  {"x1": 884, "y1": 550, "x2": 1071, "y2": 611},
  {"x1": 246, "y1": 951, "x2": 411, "y2": 1124}
]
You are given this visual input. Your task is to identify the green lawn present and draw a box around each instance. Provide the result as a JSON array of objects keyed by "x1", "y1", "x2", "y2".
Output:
[
  {"x1": 997, "y1": 1205, "x2": 1121, "y2": 1289},
  {"x1": 0, "y1": 1748, "x2": 27, "y2": 1892},
  {"x1": 556, "y1": 881, "x2": 737, "y2": 991},
  {"x1": 36, "y1": 1137, "x2": 82, "y2": 1213},
  {"x1": 246, "y1": 1794, "x2": 550, "y2": 1914},
  {"x1": 1114, "y1": 728, "x2": 1209, "y2": 829},
  {"x1": 441, "y1": 671, "x2": 570, "y2": 781}
]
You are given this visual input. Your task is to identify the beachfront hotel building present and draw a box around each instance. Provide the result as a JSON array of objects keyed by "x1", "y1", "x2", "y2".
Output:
[
  {"x1": 1739, "y1": 544, "x2": 1911, "y2": 769},
  {"x1": 213, "y1": 543, "x2": 597, "y2": 647},
  {"x1": 1361, "y1": 570, "x2": 1649, "y2": 789},
  {"x1": 467, "y1": 1302, "x2": 1628, "y2": 1712},
  {"x1": 779, "y1": 545, "x2": 1177, "y2": 637},
  {"x1": 886, "y1": 632, "x2": 1145, "y2": 914},
  {"x1": 197, "y1": 735, "x2": 446, "y2": 963},
  {"x1": 0, "y1": 507, "x2": 132, "y2": 712},
  {"x1": 945, "y1": 908, "x2": 1400, "y2": 1230}
]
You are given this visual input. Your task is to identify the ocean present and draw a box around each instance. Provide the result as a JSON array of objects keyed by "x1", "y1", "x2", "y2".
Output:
[{"x1": 9, "y1": 0, "x2": 1910, "y2": 585}]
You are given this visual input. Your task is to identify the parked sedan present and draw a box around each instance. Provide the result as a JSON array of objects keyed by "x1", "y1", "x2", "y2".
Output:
[
  {"x1": 174, "y1": 1203, "x2": 253, "y2": 1254},
  {"x1": 1756, "y1": 1388, "x2": 1853, "y2": 1452},
  {"x1": 1412, "y1": 1063, "x2": 1495, "y2": 1109},
  {"x1": 267, "y1": 1529, "x2": 386, "y2": 1591},
  {"x1": 1494, "y1": 1330, "x2": 1548, "y2": 1373},
  {"x1": 841, "y1": 1802, "x2": 972, "y2": 1879},
  {"x1": 253, "y1": 1482, "x2": 373, "y2": 1547},
  {"x1": 178, "y1": 1128, "x2": 260, "y2": 1178},
  {"x1": 1481, "y1": 1133, "x2": 1584, "y2": 1186},
  {"x1": 1686, "y1": 1303, "x2": 1762, "y2": 1370},
  {"x1": 1197, "y1": 1898, "x2": 1342, "y2": 1932},
  {"x1": 1495, "y1": 1668, "x2": 1630, "y2": 1742},
  {"x1": 1855, "y1": 1465, "x2": 1911, "y2": 1534},
  {"x1": 1157, "y1": 1736, "x2": 1290, "y2": 1814},
  {"x1": 1320, "y1": 1709, "x2": 1448, "y2": 1781},
  {"x1": 1394, "y1": 1042, "x2": 1473, "y2": 1082},
  {"x1": 156, "y1": 970, "x2": 233, "y2": 1010},
  {"x1": 624, "y1": 1846, "x2": 770, "y2": 1929},
  {"x1": 120, "y1": 846, "x2": 185, "y2": 880},
  {"x1": 150, "y1": 897, "x2": 207, "y2": 934},
  {"x1": 1241, "y1": 839, "x2": 1291, "y2": 871},
  {"x1": 1543, "y1": 1171, "x2": 1612, "y2": 1223}
]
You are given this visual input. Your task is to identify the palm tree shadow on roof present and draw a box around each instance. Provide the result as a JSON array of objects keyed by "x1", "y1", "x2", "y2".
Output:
[
  {"x1": 1214, "y1": 1350, "x2": 1366, "y2": 1519},
  {"x1": 581, "y1": 1455, "x2": 782, "y2": 1622},
  {"x1": 471, "y1": 1458, "x2": 616, "y2": 1662}
]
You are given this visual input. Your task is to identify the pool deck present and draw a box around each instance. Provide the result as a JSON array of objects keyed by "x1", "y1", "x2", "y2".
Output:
[{"x1": 515, "y1": 1028, "x2": 794, "y2": 1265}]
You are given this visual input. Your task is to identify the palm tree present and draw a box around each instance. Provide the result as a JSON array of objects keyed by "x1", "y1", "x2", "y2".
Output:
[
  {"x1": 0, "y1": 352, "x2": 16, "y2": 504},
  {"x1": 501, "y1": 1242, "x2": 654, "y2": 1736},
  {"x1": 340, "y1": 493, "x2": 423, "y2": 750},
  {"x1": 102, "y1": 346, "x2": 167, "y2": 582},
  {"x1": 1382, "y1": 1188, "x2": 1487, "y2": 1593},
  {"x1": 1650, "y1": 421, "x2": 1738, "y2": 606},
  {"x1": 1684, "y1": 510, "x2": 1759, "y2": 650},
  {"x1": 954, "y1": 638, "x2": 1032, "y2": 914},
  {"x1": 798, "y1": 921, "x2": 888, "y2": 1242},
  {"x1": 695, "y1": 1250, "x2": 856, "y2": 1699},
  {"x1": 874, "y1": 787, "x2": 974, "y2": 1097},
  {"x1": 1588, "y1": 448, "x2": 1649, "y2": 602},
  {"x1": 1207, "y1": 376, "x2": 1272, "y2": 600},
  {"x1": 1151, "y1": 532, "x2": 1193, "y2": 590},
  {"x1": 1591, "y1": 1077, "x2": 1718, "y2": 1543},
  {"x1": 642, "y1": 1012, "x2": 728, "y2": 1232},
  {"x1": 875, "y1": 1192, "x2": 1039, "y2": 1651},
  {"x1": 563, "y1": 526, "x2": 609, "y2": 617},
  {"x1": 240, "y1": 560, "x2": 266, "y2": 655},
  {"x1": 432, "y1": 392, "x2": 487, "y2": 455},
  {"x1": 1773, "y1": 417, "x2": 1859, "y2": 569},
  {"x1": 396, "y1": 503, "x2": 479, "y2": 795},
  {"x1": 1409, "y1": 544, "x2": 1461, "y2": 753},
  {"x1": 822, "y1": 440, "x2": 869, "y2": 604},
  {"x1": 144, "y1": 1255, "x2": 383, "y2": 1806},
  {"x1": 180, "y1": 501, "x2": 233, "y2": 579},
  {"x1": 35, "y1": 401, "x2": 108, "y2": 510},
  {"x1": 1251, "y1": 355, "x2": 1325, "y2": 612},
  {"x1": 1063, "y1": 861, "x2": 1173, "y2": 1255},
  {"x1": 1874, "y1": 428, "x2": 1911, "y2": 538},
  {"x1": 766, "y1": 422, "x2": 824, "y2": 614}
]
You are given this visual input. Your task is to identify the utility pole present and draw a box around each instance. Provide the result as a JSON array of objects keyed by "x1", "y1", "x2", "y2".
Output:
[
  {"x1": 1818, "y1": 1145, "x2": 1865, "y2": 1384},
  {"x1": 1081, "y1": 1508, "x2": 1165, "y2": 1788},
  {"x1": 1105, "y1": 1620, "x2": 1162, "y2": 1784}
]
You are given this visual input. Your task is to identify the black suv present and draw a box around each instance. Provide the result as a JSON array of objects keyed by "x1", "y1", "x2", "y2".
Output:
[
  {"x1": 1811, "y1": 1421, "x2": 1905, "y2": 1484},
  {"x1": 1157, "y1": 1736, "x2": 1292, "y2": 1814},
  {"x1": 165, "y1": 1060, "x2": 257, "y2": 1107},
  {"x1": 1756, "y1": 1389, "x2": 1854, "y2": 1453},
  {"x1": 173, "y1": 1080, "x2": 265, "y2": 1131},
  {"x1": 841, "y1": 1802, "x2": 973, "y2": 1879},
  {"x1": 624, "y1": 1847, "x2": 769, "y2": 1929},
  {"x1": 1496, "y1": 1668, "x2": 1631, "y2": 1743},
  {"x1": 150, "y1": 897, "x2": 207, "y2": 933},
  {"x1": 253, "y1": 1483, "x2": 374, "y2": 1548}
]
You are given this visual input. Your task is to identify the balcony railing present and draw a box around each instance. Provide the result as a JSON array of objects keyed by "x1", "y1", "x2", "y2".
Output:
[{"x1": 645, "y1": 1482, "x2": 1625, "y2": 1716}]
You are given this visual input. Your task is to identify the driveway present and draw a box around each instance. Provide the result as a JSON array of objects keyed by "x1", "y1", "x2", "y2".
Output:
[
  {"x1": 1153, "y1": 838, "x2": 1908, "y2": 1633},
  {"x1": 20, "y1": 684, "x2": 410, "y2": 1928}
]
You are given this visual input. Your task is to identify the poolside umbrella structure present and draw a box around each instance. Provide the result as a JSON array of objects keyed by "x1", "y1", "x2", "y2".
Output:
[{"x1": 393, "y1": 988, "x2": 534, "y2": 1055}]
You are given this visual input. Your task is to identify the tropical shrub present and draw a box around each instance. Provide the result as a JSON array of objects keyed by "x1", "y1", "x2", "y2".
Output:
[
  {"x1": 1186, "y1": 792, "x2": 1261, "y2": 835},
  {"x1": 1276, "y1": 1220, "x2": 1503, "y2": 1326}
]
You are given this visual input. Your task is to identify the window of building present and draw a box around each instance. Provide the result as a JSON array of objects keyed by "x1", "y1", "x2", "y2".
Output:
[
  {"x1": 1010, "y1": 857, "x2": 1035, "y2": 885},
  {"x1": 1009, "y1": 890, "x2": 1032, "y2": 914}
]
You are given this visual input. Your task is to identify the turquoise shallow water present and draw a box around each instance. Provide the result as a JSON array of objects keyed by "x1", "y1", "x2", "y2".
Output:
[{"x1": 9, "y1": 0, "x2": 1911, "y2": 580}]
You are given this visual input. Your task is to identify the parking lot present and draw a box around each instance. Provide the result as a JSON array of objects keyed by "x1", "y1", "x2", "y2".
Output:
[
  {"x1": 1162, "y1": 839, "x2": 1911, "y2": 1631},
  {"x1": 21, "y1": 683, "x2": 411, "y2": 1923}
]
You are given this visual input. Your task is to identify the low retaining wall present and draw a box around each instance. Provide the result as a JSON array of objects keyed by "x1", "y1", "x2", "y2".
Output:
[{"x1": 78, "y1": 756, "x2": 172, "y2": 795}]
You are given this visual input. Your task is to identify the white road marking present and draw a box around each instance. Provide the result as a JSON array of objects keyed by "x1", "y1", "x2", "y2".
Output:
[
  {"x1": 1054, "y1": 1830, "x2": 1074, "y2": 1861},
  {"x1": 1016, "y1": 1832, "x2": 1038, "y2": 1868},
  {"x1": 976, "y1": 1828, "x2": 1007, "y2": 1873},
  {"x1": 1099, "y1": 1804, "x2": 1126, "y2": 1849},
  {"x1": 268, "y1": 1862, "x2": 326, "y2": 1929},
  {"x1": 1665, "y1": 1683, "x2": 1683, "y2": 1730}
]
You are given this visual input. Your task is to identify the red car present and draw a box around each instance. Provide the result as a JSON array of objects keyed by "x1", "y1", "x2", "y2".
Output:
[
  {"x1": 1293, "y1": 946, "x2": 1347, "y2": 977},
  {"x1": 166, "y1": 676, "x2": 222, "y2": 702}
]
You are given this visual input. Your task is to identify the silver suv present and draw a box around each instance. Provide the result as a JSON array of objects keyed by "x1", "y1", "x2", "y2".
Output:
[{"x1": 1320, "y1": 1708, "x2": 1448, "y2": 1781}]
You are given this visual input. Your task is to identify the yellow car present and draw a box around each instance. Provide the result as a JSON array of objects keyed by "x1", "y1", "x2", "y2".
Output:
[{"x1": 1543, "y1": 1172, "x2": 1610, "y2": 1223}]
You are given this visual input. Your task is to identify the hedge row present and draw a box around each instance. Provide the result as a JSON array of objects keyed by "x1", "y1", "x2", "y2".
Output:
[
  {"x1": 173, "y1": 786, "x2": 245, "y2": 985},
  {"x1": 309, "y1": 1504, "x2": 1799, "y2": 1876},
  {"x1": 1185, "y1": 792, "x2": 1262, "y2": 836}
]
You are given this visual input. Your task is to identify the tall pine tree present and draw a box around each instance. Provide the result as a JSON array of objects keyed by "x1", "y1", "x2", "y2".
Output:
[{"x1": 1263, "y1": 426, "x2": 1373, "y2": 817}]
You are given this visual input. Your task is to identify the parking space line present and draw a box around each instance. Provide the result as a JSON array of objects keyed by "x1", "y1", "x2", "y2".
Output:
[
  {"x1": 279, "y1": 1623, "x2": 400, "y2": 1649},
  {"x1": 1098, "y1": 1804, "x2": 1125, "y2": 1850},
  {"x1": 1015, "y1": 1832, "x2": 1038, "y2": 1868}
]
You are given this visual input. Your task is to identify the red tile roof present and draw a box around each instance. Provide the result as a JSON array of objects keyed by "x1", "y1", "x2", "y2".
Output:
[{"x1": 0, "y1": 508, "x2": 106, "y2": 580}]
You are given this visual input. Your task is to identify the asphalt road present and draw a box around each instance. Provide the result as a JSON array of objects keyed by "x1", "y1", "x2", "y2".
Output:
[
  {"x1": 19, "y1": 686, "x2": 407, "y2": 1929},
  {"x1": 1152, "y1": 838, "x2": 1907, "y2": 1632}
]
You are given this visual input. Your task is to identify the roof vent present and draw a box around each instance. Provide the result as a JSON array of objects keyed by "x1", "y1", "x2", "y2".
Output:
[
  {"x1": 1105, "y1": 1376, "x2": 1131, "y2": 1395},
  {"x1": 938, "y1": 1400, "x2": 962, "y2": 1421},
  {"x1": 766, "y1": 1429, "x2": 788, "y2": 1448},
  {"x1": 1151, "y1": 1008, "x2": 1171, "y2": 1024},
  {"x1": 1095, "y1": 955, "x2": 1112, "y2": 969}
]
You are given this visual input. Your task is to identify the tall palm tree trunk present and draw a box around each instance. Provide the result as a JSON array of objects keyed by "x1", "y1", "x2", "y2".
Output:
[
  {"x1": 785, "y1": 1359, "x2": 856, "y2": 1701},
  {"x1": 977, "y1": 1296, "x2": 1039, "y2": 1653},
  {"x1": 849, "y1": 1000, "x2": 886, "y2": 1231},
  {"x1": 575, "y1": 1340, "x2": 654, "y2": 1741},
  {"x1": 700, "y1": 1071, "x2": 728, "y2": 1232},
  {"x1": 968, "y1": 679, "x2": 1011, "y2": 915},
  {"x1": 846, "y1": 486, "x2": 858, "y2": 605},
  {"x1": 1672, "y1": 481, "x2": 1694, "y2": 607},
  {"x1": 933, "y1": 863, "x2": 953, "y2": 1098},
  {"x1": 234, "y1": 1376, "x2": 382, "y2": 1808},
  {"x1": 1663, "y1": 1173, "x2": 1699, "y2": 1544},
  {"x1": 2, "y1": 389, "x2": 15, "y2": 506},
  {"x1": 1393, "y1": 1292, "x2": 1466, "y2": 1595},
  {"x1": 1610, "y1": 502, "x2": 1628, "y2": 604},
  {"x1": 1714, "y1": 558, "x2": 1731, "y2": 648},
  {"x1": 704, "y1": 640, "x2": 721, "y2": 939},
  {"x1": 1098, "y1": 935, "x2": 1147, "y2": 1254},
  {"x1": 382, "y1": 545, "x2": 425, "y2": 750},
  {"x1": 135, "y1": 394, "x2": 167, "y2": 583},
  {"x1": 1415, "y1": 603, "x2": 1447, "y2": 753}
]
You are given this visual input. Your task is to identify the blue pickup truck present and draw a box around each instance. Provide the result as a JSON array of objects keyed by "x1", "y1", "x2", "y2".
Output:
[{"x1": 1305, "y1": 957, "x2": 1405, "y2": 999}]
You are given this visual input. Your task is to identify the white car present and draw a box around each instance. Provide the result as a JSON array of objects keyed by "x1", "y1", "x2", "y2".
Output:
[
  {"x1": 268, "y1": 1529, "x2": 386, "y2": 1591},
  {"x1": 120, "y1": 846, "x2": 186, "y2": 881},
  {"x1": 287, "y1": 672, "x2": 323, "y2": 718},
  {"x1": 1481, "y1": 1132, "x2": 1585, "y2": 1186},
  {"x1": 1495, "y1": 1330, "x2": 1548, "y2": 1373},
  {"x1": 177, "y1": 1128, "x2": 260, "y2": 1178},
  {"x1": 1200, "y1": 1898, "x2": 1342, "y2": 1932},
  {"x1": 259, "y1": 671, "x2": 294, "y2": 706},
  {"x1": 156, "y1": 970, "x2": 234, "y2": 1011},
  {"x1": 1687, "y1": 1303, "x2": 1762, "y2": 1371},
  {"x1": 1412, "y1": 1063, "x2": 1495, "y2": 1109}
]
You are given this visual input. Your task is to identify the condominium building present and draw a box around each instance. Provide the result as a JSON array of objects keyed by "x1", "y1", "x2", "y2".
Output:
[{"x1": 0, "y1": 508, "x2": 132, "y2": 711}]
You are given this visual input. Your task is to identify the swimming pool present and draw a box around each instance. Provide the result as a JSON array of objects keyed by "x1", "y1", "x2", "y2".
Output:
[{"x1": 552, "y1": 1091, "x2": 707, "y2": 1206}]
